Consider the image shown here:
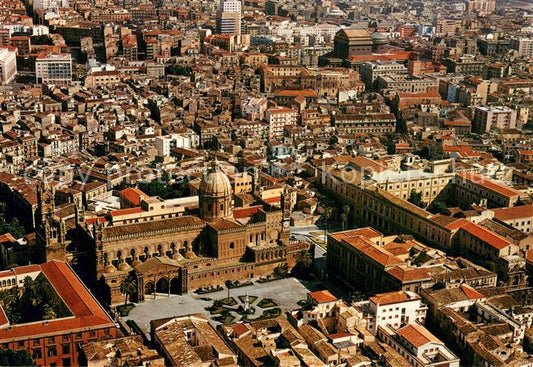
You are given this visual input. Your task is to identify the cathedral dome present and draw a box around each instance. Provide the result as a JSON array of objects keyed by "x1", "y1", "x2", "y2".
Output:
[
  {"x1": 371, "y1": 32, "x2": 389, "y2": 45},
  {"x1": 199, "y1": 161, "x2": 233, "y2": 198}
]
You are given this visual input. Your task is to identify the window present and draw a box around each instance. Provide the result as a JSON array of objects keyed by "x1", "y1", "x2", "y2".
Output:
[
  {"x1": 47, "y1": 347, "x2": 57, "y2": 357},
  {"x1": 62, "y1": 344, "x2": 70, "y2": 355},
  {"x1": 33, "y1": 349, "x2": 42, "y2": 359},
  {"x1": 229, "y1": 242, "x2": 235, "y2": 249}
]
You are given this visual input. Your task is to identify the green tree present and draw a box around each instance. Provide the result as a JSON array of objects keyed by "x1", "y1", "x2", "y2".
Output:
[
  {"x1": 120, "y1": 271, "x2": 137, "y2": 305},
  {"x1": 340, "y1": 205, "x2": 350, "y2": 230},
  {"x1": 407, "y1": 190, "x2": 424, "y2": 208},
  {"x1": 225, "y1": 280, "x2": 232, "y2": 299},
  {"x1": 0, "y1": 349, "x2": 36, "y2": 366},
  {"x1": 273, "y1": 263, "x2": 288, "y2": 277},
  {"x1": 291, "y1": 250, "x2": 313, "y2": 279},
  {"x1": 43, "y1": 303, "x2": 57, "y2": 320}
]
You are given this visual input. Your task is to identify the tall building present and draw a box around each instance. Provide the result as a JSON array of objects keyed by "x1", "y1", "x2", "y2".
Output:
[
  {"x1": 511, "y1": 38, "x2": 533, "y2": 58},
  {"x1": 473, "y1": 106, "x2": 517, "y2": 133},
  {"x1": 35, "y1": 52, "x2": 72, "y2": 85},
  {"x1": 0, "y1": 47, "x2": 16, "y2": 85},
  {"x1": 467, "y1": 0, "x2": 495, "y2": 14},
  {"x1": 216, "y1": 0, "x2": 241, "y2": 35}
]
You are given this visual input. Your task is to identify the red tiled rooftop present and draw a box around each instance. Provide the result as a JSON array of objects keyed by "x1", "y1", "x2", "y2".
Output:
[
  {"x1": 396, "y1": 324, "x2": 441, "y2": 348},
  {"x1": 233, "y1": 205, "x2": 263, "y2": 219},
  {"x1": 460, "y1": 284, "x2": 485, "y2": 300},
  {"x1": 309, "y1": 290, "x2": 338, "y2": 303},
  {"x1": 456, "y1": 172, "x2": 523, "y2": 198},
  {"x1": 0, "y1": 261, "x2": 114, "y2": 341},
  {"x1": 110, "y1": 207, "x2": 145, "y2": 217},
  {"x1": 370, "y1": 290, "x2": 420, "y2": 305},
  {"x1": 343, "y1": 236, "x2": 403, "y2": 267},
  {"x1": 459, "y1": 221, "x2": 512, "y2": 250},
  {"x1": 119, "y1": 187, "x2": 146, "y2": 206},
  {"x1": 387, "y1": 266, "x2": 431, "y2": 282},
  {"x1": 492, "y1": 205, "x2": 533, "y2": 221}
]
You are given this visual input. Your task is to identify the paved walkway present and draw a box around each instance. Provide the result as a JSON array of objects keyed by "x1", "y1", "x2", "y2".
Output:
[{"x1": 126, "y1": 277, "x2": 322, "y2": 337}]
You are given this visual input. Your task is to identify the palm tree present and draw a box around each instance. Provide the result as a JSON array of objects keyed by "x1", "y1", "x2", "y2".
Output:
[
  {"x1": 341, "y1": 205, "x2": 350, "y2": 230},
  {"x1": 119, "y1": 272, "x2": 137, "y2": 306},
  {"x1": 225, "y1": 280, "x2": 232, "y2": 300},
  {"x1": 296, "y1": 251, "x2": 312, "y2": 269},
  {"x1": 274, "y1": 263, "x2": 288, "y2": 278},
  {"x1": 43, "y1": 304, "x2": 56, "y2": 320}
]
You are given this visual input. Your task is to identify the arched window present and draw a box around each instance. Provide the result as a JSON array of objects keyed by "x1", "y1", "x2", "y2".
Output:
[{"x1": 229, "y1": 242, "x2": 235, "y2": 249}]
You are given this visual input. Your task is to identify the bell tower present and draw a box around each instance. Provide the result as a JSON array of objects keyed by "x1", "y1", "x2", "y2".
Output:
[{"x1": 36, "y1": 177, "x2": 67, "y2": 262}]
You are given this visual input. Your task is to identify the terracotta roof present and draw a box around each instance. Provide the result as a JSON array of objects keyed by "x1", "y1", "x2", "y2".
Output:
[
  {"x1": 233, "y1": 205, "x2": 263, "y2": 219},
  {"x1": 110, "y1": 207, "x2": 145, "y2": 217},
  {"x1": 119, "y1": 187, "x2": 146, "y2": 206},
  {"x1": 387, "y1": 266, "x2": 431, "y2": 282},
  {"x1": 0, "y1": 261, "x2": 115, "y2": 341},
  {"x1": 13, "y1": 264, "x2": 40, "y2": 275},
  {"x1": 309, "y1": 290, "x2": 337, "y2": 303},
  {"x1": 396, "y1": 324, "x2": 441, "y2": 348},
  {"x1": 492, "y1": 205, "x2": 533, "y2": 221},
  {"x1": 458, "y1": 221, "x2": 512, "y2": 250},
  {"x1": 456, "y1": 172, "x2": 523, "y2": 198},
  {"x1": 329, "y1": 227, "x2": 383, "y2": 242},
  {"x1": 460, "y1": 284, "x2": 485, "y2": 300},
  {"x1": 370, "y1": 291, "x2": 420, "y2": 306},
  {"x1": 343, "y1": 236, "x2": 403, "y2": 267},
  {"x1": 208, "y1": 218, "x2": 242, "y2": 231},
  {"x1": 232, "y1": 323, "x2": 250, "y2": 337}
]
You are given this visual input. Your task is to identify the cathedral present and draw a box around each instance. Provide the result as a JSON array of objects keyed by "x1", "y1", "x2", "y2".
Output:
[{"x1": 37, "y1": 161, "x2": 310, "y2": 305}]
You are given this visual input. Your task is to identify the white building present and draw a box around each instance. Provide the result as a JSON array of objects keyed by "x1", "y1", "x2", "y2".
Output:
[
  {"x1": 266, "y1": 107, "x2": 297, "y2": 139},
  {"x1": 241, "y1": 97, "x2": 267, "y2": 120},
  {"x1": 511, "y1": 38, "x2": 533, "y2": 58},
  {"x1": 35, "y1": 52, "x2": 72, "y2": 85},
  {"x1": 155, "y1": 131, "x2": 199, "y2": 156},
  {"x1": 378, "y1": 324, "x2": 460, "y2": 367},
  {"x1": 0, "y1": 47, "x2": 17, "y2": 85},
  {"x1": 216, "y1": 0, "x2": 241, "y2": 35},
  {"x1": 358, "y1": 290, "x2": 427, "y2": 335}
]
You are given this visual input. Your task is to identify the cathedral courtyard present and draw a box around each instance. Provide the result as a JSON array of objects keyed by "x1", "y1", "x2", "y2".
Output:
[{"x1": 125, "y1": 277, "x2": 322, "y2": 338}]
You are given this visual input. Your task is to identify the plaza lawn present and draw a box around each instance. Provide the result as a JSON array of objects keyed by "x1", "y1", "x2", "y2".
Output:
[{"x1": 257, "y1": 298, "x2": 277, "y2": 308}]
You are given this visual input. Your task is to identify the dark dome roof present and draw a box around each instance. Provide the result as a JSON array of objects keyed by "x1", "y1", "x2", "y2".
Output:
[{"x1": 371, "y1": 32, "x2": 389, "y2": 45}]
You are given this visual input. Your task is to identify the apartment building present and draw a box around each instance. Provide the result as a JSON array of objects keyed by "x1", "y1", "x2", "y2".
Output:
[
  {"x1": 452, "y1": 219, "x2": 519, "y2": 260},
  {"x1": 492, "y1": 205, "x2": 533, "y2": 233},
  {"x1": 453, "y1": 172, "x2": 524, "y2": 208},
  {"x1": 334, "y1": 113, "x2": 396, "y2": 135},
  {"x1": 378, "y1": 324, "x2": 460, "y2": 367},
  {"x1": 154, "y1": 131, "x2": 199, "y2": 156},
  {"x1": 360, "y1": 61, "x2": 408, "y2": 90},
  {"x1": 376, "y1": 75, "x2": 438, "y2": 94},
  {"x1": 358, "y1": 290, "x2": 427, "y2": 335},
  {"x1": 326, "y1": 228, "x2": 432, "y2": 294},
  {"x1": 473, "y1": 106, "x2": 517, "y2": 133},
  {"x1": 511, "y1": 38, "x2": 533, "y2": 58},
  {"x1": 266, "y1": 107, "x2": 297, "y2": 139},
  {"x1": 35, "y1": 52, "x2": 72, "y2": 85},
  {"x1": 0, "y1": 47, "x2": 16, "y2": 84}
]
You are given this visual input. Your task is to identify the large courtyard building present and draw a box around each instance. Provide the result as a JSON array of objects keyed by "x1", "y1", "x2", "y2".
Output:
[{"x1": 0, "y1": 261, "x2": 117, "y2": 367}]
